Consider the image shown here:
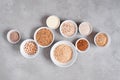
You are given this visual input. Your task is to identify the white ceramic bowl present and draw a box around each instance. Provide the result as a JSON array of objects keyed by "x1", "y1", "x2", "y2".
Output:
[
  {"x1": 50, "y1": 41, "x2": 78, "y2": 67},
  {"x1": 79, "y1": 22, "x2": 93, "y2": 36},
  {"x1": 60, "y1": 20, "x2": 78, "y2": 38},
  {"x1": 46, "y1": 15, "x2": 60, "y2": 29},
  {"x1": 34, "y1": 27, "x2": 54, "y2": 48},
  {"x1": 7, "y1": 29, "x2": 21, "y2": 44},
  {"x1": 75, "y1": 38, "x2": 90, "y2": 53},
  {"x1": 94, "y1": 32, "x2": 111, "y2": 47},
  {"x1": 20, "y1": 39, "x2": 39, "y2": 58}
]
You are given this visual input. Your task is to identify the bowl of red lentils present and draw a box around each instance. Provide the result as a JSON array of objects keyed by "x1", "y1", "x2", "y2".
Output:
[{"x1": 20, "y1": 39, "x2": 39, "y2": 58}]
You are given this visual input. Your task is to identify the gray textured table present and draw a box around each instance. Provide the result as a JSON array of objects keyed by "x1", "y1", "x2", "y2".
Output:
[{"x1": 0, "y1": 0, "x2": 120, "y2": 80}]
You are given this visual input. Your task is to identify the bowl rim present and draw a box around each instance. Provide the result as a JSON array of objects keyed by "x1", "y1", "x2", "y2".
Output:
[
  {"x1": 75, "y1": 38, "x2": 90, "y2": 53},
  {"x1": 79, "y1": 22, "x2": 93, "y2": 36},
  {"x1": 50, "y1": 40, "x2": 78, "y2": 67},
  {"x1": 60, "y1": 20, "x2": 78, "y2": 38},
  {"x1": 34, "y1": 27, "x2": 54, "y2": 48},
  {"x1": 7, "y1": 29, "x2": 21, "y2": 44},
  {"x1": 20, "y1": 39, "x2": 39, "y2": 58},
  {"x1": 94, "y1": 32, "x2": 111, "y2": 47},
  {"x1": 46, "y1": 15, "x2": 60, "y2": 29}
]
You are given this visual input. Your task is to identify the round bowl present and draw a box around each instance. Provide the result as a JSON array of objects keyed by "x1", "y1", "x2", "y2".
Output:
[
  {"x1": 46, "y1": 15, "x2": 60, "y2": 29},
  {"x1": 7, "y1": 29, "x2": 21, "y2": 44},
  {"x1": 75, "y1": 38, "x2": 90, "y2": 53},
  {"x1": 34, "y1": 27, "x2": 54, "y2": 48},
  {"x1": 79, "y1": 22, "x2": 93, "y2": 36},
  {"x1": 60, "y1": 20, "x2": 78, "y2": 38},
  {"x1": 94, "y1": 32, "x2": 111, "y2": 47},
  {"x1": 20, "y1": 39, "x2": 39, "y2": 58},
  {"x1": 50, "y1": 40, "x2": 78, "y2": 67}
]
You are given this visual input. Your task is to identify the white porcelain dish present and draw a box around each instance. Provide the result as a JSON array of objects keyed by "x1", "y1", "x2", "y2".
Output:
[
  {"x1": 46, "y1": 15, "x2": 60, "y2": 29},
  {"x1": 50, "y1": 40, "x2": 78, "y2": 67},
  {"x1": 60, "y1": 20, "x2": 78, "y2": 38},
  {"x1": 75, "y1": 38, "x2": 90, "y2": 53},
  {"x1": 79, "y1": 22, "x2": 93, "y2": 36},
  {"x1": 20, "y1": 39, "x2": 39, "y2": 58},
  {"x1": 7, "y1": 29, "x2": 21, "y2": 44},
  {"x1": 34, "y1": 27, "x2": 54, "y2": 48},
  {"x1": 94, "y1": 32, "x2": 111, "y2": 47}
]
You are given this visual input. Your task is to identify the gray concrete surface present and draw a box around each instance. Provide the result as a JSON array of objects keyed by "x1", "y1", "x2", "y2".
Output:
[{"x1": 0, "y1": 0, "x2": 120, "y2": 80}]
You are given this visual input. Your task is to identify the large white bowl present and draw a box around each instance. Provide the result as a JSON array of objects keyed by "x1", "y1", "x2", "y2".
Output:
[
  {"x1": 50, "y1": 40, "x2": 78, "y2": 67},
  {"x1": 20, "y1": 39, "x2": 39, "y2": 58},
  {"x1": 34, "y1": 27, "x2": 54, "y2": 48}
]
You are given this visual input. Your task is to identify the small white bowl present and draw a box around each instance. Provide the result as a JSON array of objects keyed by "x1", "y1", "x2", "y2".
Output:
[
  {"x1": 34, "y1": 27, "x2": 54, "y2": 48},
  {"x1": 7, "y1": 29, "x2": 21, "y2": 44},
  {"x1": 46, "y1": 15, "x2": 60, "y2": 29},
  {"x1": 75, "y1": 38, "x2": 90, "y2": 53},
  {"x1": 94, "y1": 32, "x2": 111, "y2": 47},
  {"x1": 79, "y1": 22, "x2": 93, "y2": 36},
  {"x1": 20, "y1": 39, "x2": 39, "y2": 58},
  {"x1": 60, "y1": 20, "x2": 78, "y2": 38},
  {"x1": 50, "y1": 40, "x2": 78, "y2": 67}
]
